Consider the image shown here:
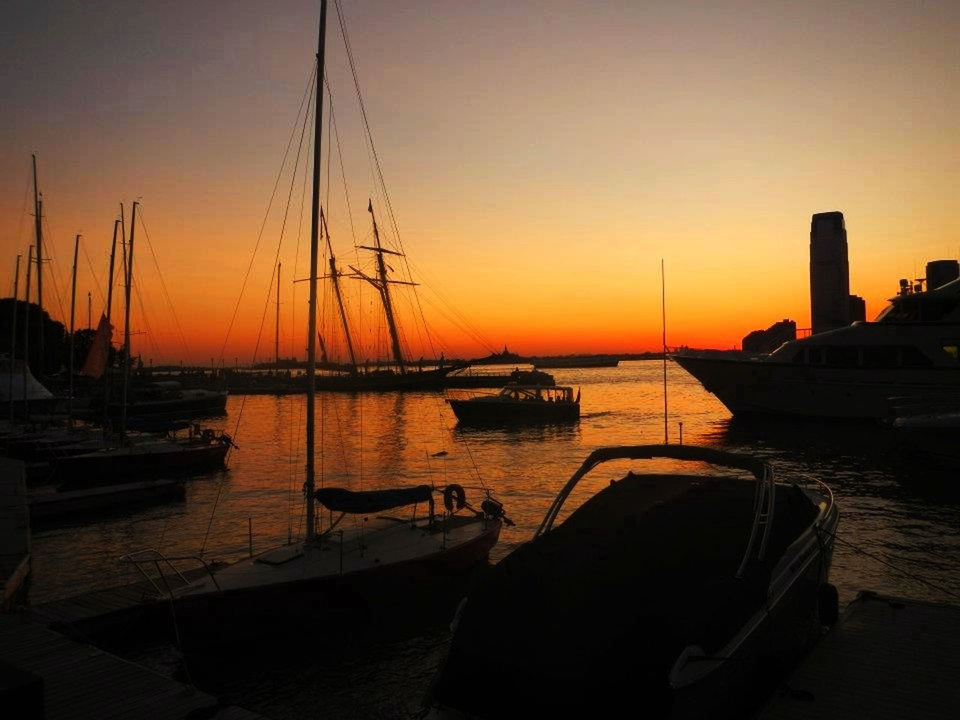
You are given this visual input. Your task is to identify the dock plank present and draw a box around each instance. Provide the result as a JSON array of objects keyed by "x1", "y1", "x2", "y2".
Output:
[
  {"x1": 0, "y1": 615, "x2": 266, "y2": 720},
  {"x1": 759, "y1": 591, "x2": 960, "y2": 720}
]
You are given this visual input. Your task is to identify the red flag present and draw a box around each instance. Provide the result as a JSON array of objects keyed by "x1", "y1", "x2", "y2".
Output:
[{"x1": 80, "y1": 314, "x2": 113, "y2": 379}]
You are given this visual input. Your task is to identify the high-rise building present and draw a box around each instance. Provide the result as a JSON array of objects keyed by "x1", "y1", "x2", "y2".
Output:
[{"x1": 809, "y1": 211, "x2": 850, "y2": 335}]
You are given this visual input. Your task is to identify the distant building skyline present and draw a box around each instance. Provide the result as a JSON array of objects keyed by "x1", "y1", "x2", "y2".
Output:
[{"x1": 809, "y1": 211, "x2": 851, "y2": 335}]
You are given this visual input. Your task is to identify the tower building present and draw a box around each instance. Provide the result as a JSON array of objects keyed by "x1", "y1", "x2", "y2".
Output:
[{"x1": 809, "y1": 211, "x2": 850, "y2": 335}]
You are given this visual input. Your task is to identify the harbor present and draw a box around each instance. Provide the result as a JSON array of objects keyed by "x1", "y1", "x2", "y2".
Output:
[
  {"x1": 1, "y1": 362, "x2": 958, "y2": 717},
  {"x1": 2, "y1": 1, "x2": 959, "y2": 717}
]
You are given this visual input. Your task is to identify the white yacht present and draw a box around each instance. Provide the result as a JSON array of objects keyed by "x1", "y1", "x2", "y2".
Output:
[{"x1": 673, "y1": 277, "x2": 960, "y2": 420}]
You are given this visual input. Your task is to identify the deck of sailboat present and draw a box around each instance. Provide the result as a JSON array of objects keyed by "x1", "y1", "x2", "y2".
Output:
[{"x1": 174, "y1": 514, "x2": 500, "y2": 597}]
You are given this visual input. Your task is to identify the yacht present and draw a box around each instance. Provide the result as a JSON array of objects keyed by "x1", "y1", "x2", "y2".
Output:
[{"x1": 673, "y1": 278, "x2": 960, "y2": 420}]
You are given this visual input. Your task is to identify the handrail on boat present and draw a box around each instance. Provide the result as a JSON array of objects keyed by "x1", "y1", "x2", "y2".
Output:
[
  {"x1": 536, "y1": 444, "x2": 779, "y2": 579},
  {"x1": 120, "y1": 549, "x2": 222, "y2": 596}
]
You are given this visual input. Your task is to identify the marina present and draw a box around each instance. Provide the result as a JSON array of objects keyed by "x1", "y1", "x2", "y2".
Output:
[
  {"x1": 2, "y1": 1, "x2": 959, "y2": 717},
  {"x1": 2, "y1": 362, "x2": 958, "y2": 718}
]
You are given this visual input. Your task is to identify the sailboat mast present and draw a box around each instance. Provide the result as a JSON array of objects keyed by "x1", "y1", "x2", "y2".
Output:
[
  {"x1": 106, "y1": 219, "x2": 119, "y2": 323},
  {"x1": 23, "y1": 247, "x2": 32, "y2": 418},
  {"x1": 322, "y1": 209, "x2": 358, "y2": 373},
  {"x1": 32, "y1": 155, "x2": 44, "y2": 377},
  {"x1": 102, "y1": 219, "x2": 119, "y2": 434},
  {"x1": 8, "y1": 254, "x2": 20, "y2": 422},
  {"x1": 69, "y1": 234, "x2": 80, "y2": 424},
  {"x1": 275, "y1": 262, "x2": 281, "y2": 366},
  {"x1": 121, "y1": 202, "x2": 138, "y2": 438},
  {"x1": 368, "y1": 203, "x2": 405, "y2": 374},
  {"x1": 306, "y1": 0, "x2": 328, "y2": 542}
]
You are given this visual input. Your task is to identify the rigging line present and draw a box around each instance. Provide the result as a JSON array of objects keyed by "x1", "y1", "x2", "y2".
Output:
[
  {"x1": 202, "y1": 67, "x2": 317, "y2": 556},
  {"x1": 216, "y1": 62, "x2": 317, "y2": 365},
  {"x1": 16, "y1": 169, "x2": 31, "y2": 258},
  {"x1": 325, "y1": 78, "x2": 359, "y2": 246},
  {"x1": 416, "y1": 293, "x2": 491, "y2": 354},
  {"x1": 80, "y1": 243, "x2": 105, "y2": 309},
  {"x1": 132, "y1": 265, "x2": 165, "y2": 364},
  {"x1": 137, "y1": 210, "x2": 190, "y2": 360},
  {"x1": 333, "y1": 0, "x2": 436, "y2": 359},
  {"x1": 399, "y1": 256, "x2": 496, "y2": 351},
  {"x1": 290, "y1": 80, "x2": 315, "y2": 358},
  {"x1": 39, "y1": 214, "x2": 68, "y2": 325},
  {"x1": 829, "y1": 531, "x2": 960, "y2": 602}
]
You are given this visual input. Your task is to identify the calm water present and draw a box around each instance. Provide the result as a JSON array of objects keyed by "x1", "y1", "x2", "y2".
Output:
[{"x1": 28, "y1": 360, "x2": 960, "y2": 718}]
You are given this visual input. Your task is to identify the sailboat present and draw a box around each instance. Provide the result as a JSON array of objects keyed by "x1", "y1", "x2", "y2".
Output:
[
  {"x1": 50, "y1": 202, "x2": 231, "y2": 490},
  {"x1": 314, "y1": 202, "x2": 467, "y2": 391},
  {"x1": 127, "y1": 0, "x2": 507, "y2": 634}
]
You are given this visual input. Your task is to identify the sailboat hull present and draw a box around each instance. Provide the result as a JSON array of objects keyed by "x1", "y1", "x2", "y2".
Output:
[
  {"x1": 146, "y1": 517, "x2": 503, "y2": 649},
  {"x1": 53, "y1": 441, "x2": 229, "y2": 489}
]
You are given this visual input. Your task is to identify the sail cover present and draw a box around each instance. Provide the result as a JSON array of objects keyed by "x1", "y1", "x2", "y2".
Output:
[
  {"x1": 0, "y1": 357, "x2": 54, "y2": 401},
  {"x1": 80, "y1": 314, "x2": 113, "y2": 379},
  {"x1": 314, "y1": 485, "x2": 433, "y2": 514}
]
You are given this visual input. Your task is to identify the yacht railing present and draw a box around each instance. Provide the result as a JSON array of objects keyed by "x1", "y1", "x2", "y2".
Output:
[{"x1": 120, "y1": 549, "x2": 222, "y2": 598}]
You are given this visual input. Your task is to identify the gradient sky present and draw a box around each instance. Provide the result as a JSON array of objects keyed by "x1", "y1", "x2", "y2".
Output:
[{"x1": 2, "y1": 0, "x2": 958, "y2": 365}]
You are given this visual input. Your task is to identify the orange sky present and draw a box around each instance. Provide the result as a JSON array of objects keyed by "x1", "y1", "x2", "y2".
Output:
[{"x1": 2, "y1": 1, "x2": 958, "y2": 364}]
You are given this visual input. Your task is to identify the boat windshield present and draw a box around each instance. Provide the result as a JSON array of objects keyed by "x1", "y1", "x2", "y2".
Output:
[{"x1": 497, "y1": 385, "x2": 571, "y2": 402}]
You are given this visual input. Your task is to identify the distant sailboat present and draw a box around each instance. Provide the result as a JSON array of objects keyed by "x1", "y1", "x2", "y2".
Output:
[{"x1": 51, "y1": 202, "x2": 230, "y2": 490}]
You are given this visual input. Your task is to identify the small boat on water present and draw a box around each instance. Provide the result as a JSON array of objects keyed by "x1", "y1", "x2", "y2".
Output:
[
  {"x1": 447, "y1": 384, "x2": 580, "y2": 426},
  {"x1": 424, "y1": 445, "x2": 839, "y2": 719}
]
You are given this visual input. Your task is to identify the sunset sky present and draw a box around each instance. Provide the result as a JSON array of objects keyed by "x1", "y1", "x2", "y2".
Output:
[{"x1": 2, "y1": 0, "x2": 958, "y2": 365}]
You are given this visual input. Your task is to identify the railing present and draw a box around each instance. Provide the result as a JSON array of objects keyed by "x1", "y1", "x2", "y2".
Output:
[{"x1": 120, "y1": 548, "x2": 222, "y2": 599}]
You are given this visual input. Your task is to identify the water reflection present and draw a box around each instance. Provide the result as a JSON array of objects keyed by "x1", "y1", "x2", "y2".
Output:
[{"x1": 24, "y1": 361, "x2": 960, "y2": 718}]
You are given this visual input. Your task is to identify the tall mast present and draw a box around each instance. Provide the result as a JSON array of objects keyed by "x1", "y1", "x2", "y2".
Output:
[
  {"x1": 69, "y1": 234, "x2": 80, "y2": 425},
  {"x1": 275, "y1": 262, "x2": 281, "y2": 366},
  {"x1": 322, "y1": 209, "x2": 358, "y2": 373},
  {"x1": 87, "y1": 292, "x2": 91, "y2": 329},
  {"x1": 103, "y1": 218, "x2": 120, "y2": 434},
  {"x1": 367, "y1": 202, "x2": 405, "y2": 373},
  {"x1": 32, "y1": 155, "x2": 44, "y2": 377},
  {"x1": 306, "y1": 0, "x2": 328, "y2": 542},
  {"x1": 106, "y1": 219, "x2": 119, "y2": 323},
  {"x1": 121, "y1": 202, "x2": 138, "y2": 439},
  {"x1": 8, "y1": 254, "x2": 20, "y2": 422},
  {"x1": 23, "y1": 247, "x2": 32, "y2": 418}
]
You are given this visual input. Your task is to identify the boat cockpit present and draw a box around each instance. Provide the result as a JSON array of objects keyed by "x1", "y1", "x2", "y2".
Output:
[{"x1": 497, "y1": 385, "x2": 577, "y2": 403}]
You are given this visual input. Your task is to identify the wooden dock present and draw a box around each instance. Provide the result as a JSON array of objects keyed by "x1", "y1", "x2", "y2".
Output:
[
  {"x1": 27, "y1": 563, "x2": 225, "y2": 634},
  {"x1": 758, "y1": 590, "x2": 960, "y2": 719},
  {"x1": 0, "y1": 457, "x2": 30, "y2": 611},
  {"x1": 0, "y1": 614, "x2": 265, "y2": 719}
]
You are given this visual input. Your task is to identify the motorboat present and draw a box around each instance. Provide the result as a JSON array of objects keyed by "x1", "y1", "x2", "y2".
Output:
[
  {"x1": 673, "y1": 277, "x2": 960, "y2": 420},
  {"x1": 447, "y1": 384, "x2": 580, "y2": 426},
  {"x1": 424, "y1": 445, "x2": 839, "y2": 719}
]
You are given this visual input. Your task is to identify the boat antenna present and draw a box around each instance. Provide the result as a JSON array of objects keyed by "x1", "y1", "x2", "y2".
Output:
[
  {"x1": 661, "y1": 258, "x2": 668, "y2": 444},
  {"x1": 305, "y1": 0, "x2": 328, "y2": 543}
]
